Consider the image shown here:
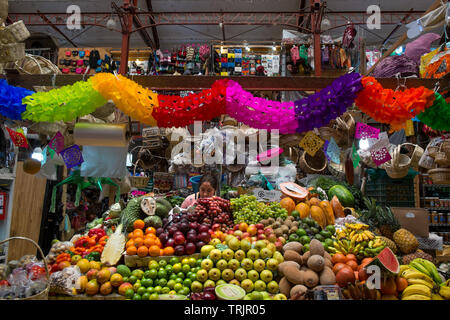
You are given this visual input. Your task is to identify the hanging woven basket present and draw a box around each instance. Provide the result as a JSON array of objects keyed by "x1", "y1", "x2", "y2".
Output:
[
  {"x1": 299, "y1": 149, "x2": 327, "y2": 174},
  {"x1": 428, "y1": 168, "x2": 450, "y2": 184},
  {"x1": 434, "y1": 144, "x2": 450, "y2": 168},
  {"x1": 383, "y1": 146, "x2": 411, "y2": 179}
]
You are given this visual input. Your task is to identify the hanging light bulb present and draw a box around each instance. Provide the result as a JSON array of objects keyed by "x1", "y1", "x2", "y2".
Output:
[
  {"x1": 106, "y1": 17, "x2": 117, "y2": 31},
  {"x1": 359, "y1": 138, "x2": 370, "y2": 151},
  {"x1": 31, "y1": 147, "x2": 43, "y2": 162}
]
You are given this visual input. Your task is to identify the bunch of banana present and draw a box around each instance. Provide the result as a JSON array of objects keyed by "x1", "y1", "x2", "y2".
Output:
[
  {"x1": 437, "y1": 279, "x2": 450, "y2": 300},
  {"x1": 336, "y1": 226, "x2": 375, "y2": 243},
  {"x1": 342, "y1": 281, "x2": 381, "y2": 300},
  {"x1": 401, "y1": 284, "x2": 432, "y2": 300},
  {"x1": 345, "y1": 223, "x2": 369, "y2": 231},
  {"x1": 409, "y1": 258, "x2": 443, "y2": 285},
  {"x1": 368, "y1": 237, "x2": 384, "y2": 248},
  {"x1": 401, "y1": 265, "x2": 437, "y2": 290},
  {"x1": 331, "y1": 238, "x2": 384, "y2": 258}
]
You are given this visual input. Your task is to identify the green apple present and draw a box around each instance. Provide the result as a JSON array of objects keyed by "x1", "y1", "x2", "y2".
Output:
[
  {"x1": 204, "y1": 280, "x2": 216, "y2": 288},
  {"x1": 234, "y1": 250, "x2": 246, "y2": 261},
  {"x1": 221, "y1": 268, "x2": 235, "y2": 282},
  {"x1": 209, "y1": 249, "x2": 222, "y2": 262},
  {"x1": 229, "y1": 279, "x2": 240, "y2": 287},
  {"x1": 196, "y1": 269, "x2": 208, "y2": 283},
  {"x1": 247, "y1": 270, "x2": 259, "y2": 282},
  {"x1": 253, "y1": 259, "x2": 265, "y2": 272},
  {"x1": 273, "y1": 293, "x2": 287, "y2": 300},
  {"x1": 216, "y1": 279, "x2": 226, "y2": 286},
  {"x1": 240, "y1": 239, "x2": 252, "y2": 252},
  {"x1": 259, "y1": 248, "x2": 273, "y2": 260},
  {"x1": 254, "y1": 280, "x2": 266, "y2": 292},
  {"x1": 241, "y1": 258, "x2": 253, "y2": 271},
  {"x1": 266, "y1": 258, "x2": 279, "y2": 271},
  {"x1": 272, "y1": 251, "x2": 284, "y2": 263},
  {"x1": 261, "y1": 291, "x2": 270, "y2": 299},
  {"x1": 250, "y1": 291, "x2": 263, "y2": 300},
  {"x1": 260, "y1": 270, "x2": 273, "y2": 283},
  {"x1": 227, "y1": 237, "x2": 240, "y2": 251},
  {"x1": 266, "y1": 243, "x2": 276, "y2": 254},
  {"x1": 216, "y1": 259, "x2": 228, "y2": 271},
  {"x1": 243, "y1": 294, "x2": 252, "y2": 300},
  {"x1": 209, "y1": 238, "x2": 221, "y2": 247},
  {"x1": 221, "y1": 248, "x2": 234, "y2": 261},
  {"x1": 233, "y1": 230, "x2": 243, "y2": 238},
  {"x1": 225, "y1": 234, "x2": 235, "y2": 243},
  {"x1": 234, "y1": 268, "x2": 247, "y2": 282},
  {"x1": 208, "y1": 268, "x2": 221, "y2": 281},
  {"x1": 190, "y1": 281, "x2": 203, "y2": 293},
  {"x1": 240, "y1": 279, "x2": 254, "y2": 293},
  {"x1": 246, "y1": 249, "x2": 259, "y2": 261},
  {"x1": 267, "y1": 281, "x2": 279, "y2": 294},
  {"x1": 227, "y1": 259, "x2": 240, "y2": 271},
  {"x1": 254, "y1": 240, "x2": 267, "y2": 251},
  {"x1": 200, "y1": 259, "x2": 213, "y2": 271},
  {"x1": 200, "y1": 245, "x2": 215, "y2": 258},
  {"x1": 172, "y1": 263, "x2": 182, "y2": 274}
]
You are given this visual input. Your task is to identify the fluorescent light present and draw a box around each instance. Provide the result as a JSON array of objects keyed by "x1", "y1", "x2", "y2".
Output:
[
  {"x1": 359, "y1": 138, "x2": 370, "y2": 151},
  {"x1": 31, "y1": 147, "x2": 43, "y2": 162}
]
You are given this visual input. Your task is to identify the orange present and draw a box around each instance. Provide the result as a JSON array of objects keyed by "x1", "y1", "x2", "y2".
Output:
[
  {"x1": 154, "y1": 238, "x2": 162, "y2": 247},
  {"x1": 160, "y1": 249, "x2": 164, "y2": 256},
  {"x1": 346, "y1": 260, "x2": 358, "y2": 271},
  {"x1": 345, "y1": 254, "x2": 357, "y2": 262},
  {"x1": 396, "y1": 277, "x2": 408, "y2": 292},
  {"x1": 126, "y1": 239, "x2": 134, "y2": 248},
  {"x1": 133, "y1": 237, "x2": 144, "y2": 247},
  {"x1": 145, "y1": 233, "x2": 156, "y2": 239},
  {"x1": 145, "y1": 227, "x2": 156, "y2": 235},
  {"x1": 126, "y1": 245, "x2": 137, "y2": 256},
  {"x1": 163, "y1": 246, "x2": 174, "y2": 256},
  {"x1": 133, "y1": 229, "x2": 144, "y2": 238},
  {"x1": 137, "y1": 246, "x2": 149, "y2": 257},
  {"x1": 144, "y1": 238, "x2": 155, "y2": 248},
  {"x1": 128, "y1": 232, "x2": 134, "y2": 240},
  {"x1": 331, "y1": 253, "x2": 346, "y2": 265},
  {"x1": 133, "y1": 219, "x2": 145, "y2": 230},
  {"x1": 149, "y1": 245, "x2": 161, "y2": 257}
]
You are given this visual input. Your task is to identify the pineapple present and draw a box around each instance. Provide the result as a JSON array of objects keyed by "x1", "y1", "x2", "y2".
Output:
[
  {"x1": 393, "y1": 228, "x2": 419, "y2": 254},
  {"x1": 379, "y1": 236, "x2": 398, "y2": 254},
  {"x1": 401, "y1": 249, "x2": 433, "y2": 265}
]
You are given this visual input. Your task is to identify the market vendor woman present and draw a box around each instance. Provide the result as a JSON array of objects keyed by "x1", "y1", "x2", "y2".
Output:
[{"x1": 181, "y1": 174, "x2": 218, "y2": 209}]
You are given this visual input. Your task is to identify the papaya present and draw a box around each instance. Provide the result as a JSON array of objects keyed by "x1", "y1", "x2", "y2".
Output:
[
  {"x1": 330, "y1": 196, "x2": 345, "y2": 218},
  {"x1": 295, "y1": 202, "x2": 310, "y2": 219},
  {"x1": 319, "y1": 200, "x2": 335, "y2": 226},
  {"x1": 308, "y1": 197, "x2": 321, "y2": 207},
  {"x1": 310, "y1": 205, "x2": 326, "y2": 229},
  {"x1": 280, "y1": 197, "x2": 296, "y2": 215}
]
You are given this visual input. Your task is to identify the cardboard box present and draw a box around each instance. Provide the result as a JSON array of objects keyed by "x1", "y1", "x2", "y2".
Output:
[{"x1": 391, "y1": 207, "x2": 429, "y2": 238}]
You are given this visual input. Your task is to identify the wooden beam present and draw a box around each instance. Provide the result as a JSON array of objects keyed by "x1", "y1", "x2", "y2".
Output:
[
  {"x1": 145, "y1": 0, "x2": 160, "y2": 49},
  {"x1": 297, "y1": 0, "x2": 307, "y2": 30},
  {"x1": 132, "y1": 12, "x2": 155, "y2": 48},
  {"x1": 37, "y1": 10, "x2": 77, "y2": 47},
  {"x1": 1, "y1": 74, "x2": 444, "y2": 92}
]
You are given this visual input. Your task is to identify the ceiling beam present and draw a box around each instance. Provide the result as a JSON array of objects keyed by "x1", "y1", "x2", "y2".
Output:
[
  {"x1": 145, "y1": 0, "x2": 160, "y2": 49},
  {"x1": 297, "y1": 0, "x2": 307, "y2": 31},
  {"x1": 36, "y1": 10, "x2": 77, "y2": 47},
  {"x1": 130, "y1": 7, "x2": 155, "y2": 48}
]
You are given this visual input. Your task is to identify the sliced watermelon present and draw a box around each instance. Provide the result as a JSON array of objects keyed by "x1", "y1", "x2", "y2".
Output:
[{"x1": 366, "y1": 247, "x2": 400, "y2": 276}]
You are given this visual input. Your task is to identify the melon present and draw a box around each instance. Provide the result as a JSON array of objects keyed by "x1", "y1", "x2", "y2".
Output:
[
  {"x1": 366, "y1": 247, "x2": 400, "y2": 276},
  {"x1": 327, "y1": 185, "x2": 355, "y2": 208}
]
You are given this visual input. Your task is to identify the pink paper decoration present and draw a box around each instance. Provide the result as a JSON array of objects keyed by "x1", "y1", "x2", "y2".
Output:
[
  {"x1": 371, "y1": 147, "x2": 391, "y2": 166},
  {"x1": 355, "y1": 122, "x2": 380, "y2": 139},
  {"x1": 48, "y1": 131, "x2": 65, "y2": 154},
  {"x1": 226, "y1": 80, "x2": 298, "y2": 134}
]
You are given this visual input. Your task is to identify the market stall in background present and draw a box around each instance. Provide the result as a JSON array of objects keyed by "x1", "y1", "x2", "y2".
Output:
[{"x1": 0, "y1": 0, "x2": 449, "y2": 302}]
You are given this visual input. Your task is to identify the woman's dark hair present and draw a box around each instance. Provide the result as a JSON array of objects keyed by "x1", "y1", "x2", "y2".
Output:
[{"x1": 199, "y1": 173, "x2": 218, "y2": 191}]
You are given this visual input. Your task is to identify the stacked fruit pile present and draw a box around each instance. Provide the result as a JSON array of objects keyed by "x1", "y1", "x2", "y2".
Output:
[
  {"x1": 125, "y1": 221, "x2": 168, "y2": 257},
  {"x1": 231, "y1": 195, "x2": 288, "y2": 225},
  {"x1": 192, "y1": 196, "x2": 233, "y2": 231},
  {"x1": 223, "y1": 222, "x2": 284, "y2": 249},
  {"x1": 194, "y1": 236, "x2": 283, "y2": 297}
]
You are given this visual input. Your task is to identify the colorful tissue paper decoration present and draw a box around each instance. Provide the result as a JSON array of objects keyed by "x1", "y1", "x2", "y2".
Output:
[
  {"x1": 90, "y1": 73, "x2": 159, "y2": 126},
  {"x1": 48, "y1": 131, "x2": 65, "y2": 154},
  {"x1": 416, "y1": 92, "x2": 450, "y2": 131},
  {"x1": 0, "y1": 80, "x2": 34, "y2": 120},
  {"x1": 6, "y1": 127, "x2": 29, "y2": 148},
  {"x1": 371, "y1": 147, "x2": 392, "y2": 166},
  {"x1": 22, "y1": 78, "x2": 107, "y2": 122},
  {"x1": 299, "y1": 131, "x2": 325, "y2": 157},
  {"x1": 60, "y1": 145, "x2": 84, "y2": 169},
  {"x1": 226, "y1": 80, "x2": 298, "y2": 134},
  {"x1": 326, "y1": 137, "x2": 341, "y2": 164},
  {"x1": 294, "y1": 72, "x2": 363, "y2": 133},
  {"x1": 323, "y1": 140, "x2": 331, "y2": 161},
  {"x1": 355, "y1": 122, "x2": 380, "y2": 139},
  {"x1": 352, "y1": 143, "x2": 360, "y2": 168},
  {"x1": 355, "y1": 77, "x2": 435, "y2": 132}
]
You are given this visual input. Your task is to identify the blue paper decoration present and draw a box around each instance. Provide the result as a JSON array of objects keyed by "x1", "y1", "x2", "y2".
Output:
[
  {"x1": 326, "y1": 137, "x2": 341, "y2": 164},
  {"x1": 0, "y1": 80, "x2": 34, "y2": 120}
]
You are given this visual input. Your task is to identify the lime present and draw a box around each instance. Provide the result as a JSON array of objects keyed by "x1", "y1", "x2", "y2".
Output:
[
  {"x1": 291, "y1": 210, "x2": 300, "y2": 218},
  {"x1": 172, "y1": 263, "x2": 182, "y2": 273},
  {"x1": 196, "y1": 260, "x2": 202, "y2": 267},
  {"x1": 148, "y1": 260, "x2": 159, "y2": 270},
  {"x1": 310, "y1": 227, "x2": 320, "y2": 235},
  {"x1": 181, "y1": 258, "x2": 190, "y2": 265},
  {"x1": 174, "y1": 283, "x2": 183, "y2": 292},
  {"x1": 169, "y1": 257, "x2": 180, "y2": 265},
  {"x1": 141, "y1": 292, "x2": 150, "y2": 300},
  {"x1": 175, "y1": 277, "x2": 184, "y2": 284},
  {"x1": 141, "y1": 278, "x2": 153, "y2": 288},
  {"x1": 299, "y1": 235, "x2": 311, "y2": 245},
  {"x1": 320, "y1": 230, "x2": 331, "y2": 239},
  {"x1": 288, "y1": 234, "x2": 299, "y2": 242},
  {"x1": 132, "y1": 293, "x2": 142, "y2": 300},
  {"x1": 189, "y1": 273, "x2": 197, "y2": 282},
  {"x1": 183, "y1": 278, "x2": 192, "y2": 288},
  {"x1": 314, "y1": 234, "x2": 324, "y2": 242},
  {"x1": 304, "y1": 218, "x2": 315, "y2": 227},
  {"x1": 137, "y1": 287, "x2": 146, "y2": 296},
  {"x1": 178, "y1": 287, "x2": 190, "y2": 295},
  {"x1": 159, "y1": 260, "x2": 168, "y2": 268},
  {"x1": 303, "y1": 243, "x2": 310, "y2": 253},
  {"x1": 323, "y1": 244, "x2": 329, "y2": 252},
  {"x1": 167, "y1": 279, "x2": 177, "y2": 289},
  {"x1": 144, "y1": 270, "x2": 152, "y2": 279},
  {"x1": 169, "y1": 273, "x2": 178, "y2": 281},
  {"x1": 158, "y1": 278, "x2": 168, "y2": 287},
  {"x1": 154, "y1": 286, "x2": 162, "y2": 294},
  {"x1": 146, "y1": 287, "x2": 155, "y2": 294},
  {"x1": 124, "y1": 288, "x2": 135, "y2": 299},
  {"x1": 122, "y1": 276, "x2": 129, "y2": 283},
  {"x1": 325, "y1": 238, "x2": 334, "y2": 247},
  {"x1": 182, "y1": 264, "x2": 191, "y2": 273},
  {"x1": 149, "y1": 293, "x2": 159, "y2": 300},
  {"x1": 326, "y1": 225, "x2": 336, "y2": 235},
  {"x1": 147, "y1": 269, "x2": 158, "y2": 279},
  {"x1": 161, "y1": 287, "x2": 171, "y2": 294},
  {"x1": 133, "y1": 282, "x2": 141, "y2": 291},
  {"x1": 165, "y1": 264, "x2": 173, "y2": 275},
  {"x1": 188, "y1": 257, "x2": 197, "y2": 267},
  {"x1": 157, "y1": 269, "x2": 167, "y2": 279},
  {"x1": 296, "y1": 228, "x2": 307, "y2": 237},
  {"x1": 176, "y1": 272, "x2": 185, "y2": 280},
  {"x1": 129, "y1": 275, "x2": 138, "y2": 284}
]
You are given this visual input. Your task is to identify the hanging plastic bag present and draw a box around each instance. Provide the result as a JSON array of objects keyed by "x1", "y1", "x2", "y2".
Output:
[{"x1": 80, "y1": 145, "x2": 128, "y2": 178}]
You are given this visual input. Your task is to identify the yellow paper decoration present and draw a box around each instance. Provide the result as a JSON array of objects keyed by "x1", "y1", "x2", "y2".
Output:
[
  {"x1": 405, "y1": 119, "x2": 415, "y2": 136},
  {"x1": 90, "y1": 73, "x2": 158, "y2": 126},
  {"x1": 299, "y1": 131, "x2": 325, "y2": 157}
]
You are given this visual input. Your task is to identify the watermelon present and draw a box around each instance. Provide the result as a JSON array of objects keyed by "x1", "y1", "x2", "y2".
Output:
[
  {"x1": 366, "y1": 247, "x2": 400, "y2": 276},
  {"x1": 327, "y1": 185, "x2": 355, "y2": 208}
]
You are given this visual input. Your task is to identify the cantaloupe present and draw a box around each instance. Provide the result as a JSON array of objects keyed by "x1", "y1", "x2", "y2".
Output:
[
  {"x1": 279, "y1": 197, "x2": 296, "y2": 215},
  {"x1": 295, "y1": 202, "x2": 310, "y2": 219}
]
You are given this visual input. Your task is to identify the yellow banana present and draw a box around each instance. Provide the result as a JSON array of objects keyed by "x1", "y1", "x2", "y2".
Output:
[
  {"x1": 401, "y1": 294, "x2": 431, "y2": 300},
  {"x1": 439, "y1": 285, "x2": 450, "y2": 299},
  {"x1": 349, "y1": 230, "x2": 355, "y2": 239},
  {"x1": 402, "y1": 284, "x2": 432, "y2": 298},
  {"x1": 431, "y1": 293, "x2": 445, "y2": 300},
  {"x1": 399, "y1": 265, "x2": 411, "y2": 274},
  {"x1": 406, "y1": 278, "x2": 435, "y2": 289},
  {"x1": 362, "y1": 233, "x2": 368, "y2": 241},
  {"x1": 403, "y1": 270, "x2": 434, "y2": 283}
]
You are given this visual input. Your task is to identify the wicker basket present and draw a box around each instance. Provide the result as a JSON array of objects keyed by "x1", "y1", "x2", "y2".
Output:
[
  {"x1": 428, "y1": 168, "x2": 450, "y2": 184},
  {"x1": 428, "y1": 145, "x2": 439, "y2": 158},
  {"x1": 0, "y1": 236, "x2": 50, "y2": 300},
  {"x1": 328, "y1": 152, "x2": 346, "y2": 179},
  {"x1": 299, "y1": 149, "x2": 328, "y2": 174},
  {"x1": 4, "y1": 21, "x2": 30, "y2": 43},
  {"x1": 318, "y1": 112, "x2": 355, "y2": 149},
  {"x1": 383, "y1": 146, "x2": 411, "y2": 179},
  {"x1": 443, "y1": 139, "x2": 450, "y2": 159},
  {"x1": 435, "y1": 144, "x2": 450, "y2": 168},
  {"x1": 0, "y1": 0, "x2": 8, "y2": 21},
  {"x1": 130, "y1": 159, "x2": 150, "y2": 189},
  {"x1": 0, "y1": 42, "x2": 25, "y2": 63},
  {"x1": 400, "y1": 142, "x2": 424, "y2": 170}
]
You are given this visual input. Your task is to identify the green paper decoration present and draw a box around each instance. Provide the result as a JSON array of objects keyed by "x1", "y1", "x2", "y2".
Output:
[
  {"x1": 416, "y1": 92, "x2": 450, "y2": 131},
  {"x1": 22, "y1": 79, "x2": 107, "y2": 122},
  {"x1": 352, "y1": 143, "x2": 360, "y2": 168}
]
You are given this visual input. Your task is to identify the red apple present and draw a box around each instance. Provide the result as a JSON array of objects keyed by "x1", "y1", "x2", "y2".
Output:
[
  {"x1": 256, "y1": 223, "x2": 264, "y2": 230},
  {"x1": 242, "y1": 232, "x2": 250, "y2": 239},
  {"x1": 247, "y1": 225, "x2": 257, "y2": 236},
  {"x1": 233, "y1": 224, "x2": 240, "y2": 231},
  {"x1": 174, "y1": 234, "x2": 185, "y2": 245},
  {"x1": 239, "y1": 222, "x2": 249, "y2": 232},
  {"x1": 264, "y1": 228, "x2": 273, "y2": 236},
  {"x1": 275, "y1": 240, "x2": 283, "y2": 251},
  {"x1": 257, "y1": 229, "x2": 264, "y2": 235},
  {"x1": 267, "y1": 234, "x2": 277, "y2": 243},
  {"x1": 212, "y1": 224, "x2": 221, "y2": 231},
  {"x1": 257, "y1": 234, "x2": 266, "y2": 240}
]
